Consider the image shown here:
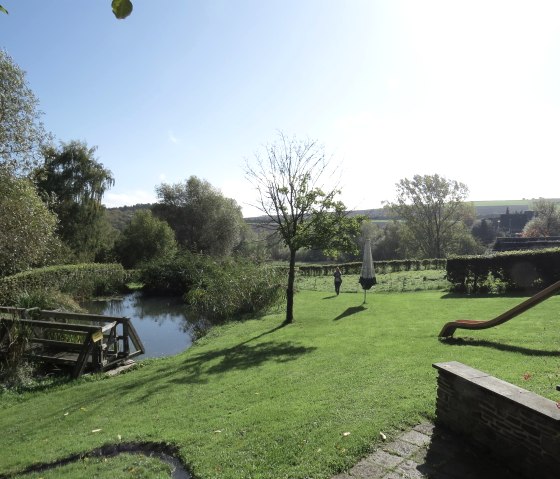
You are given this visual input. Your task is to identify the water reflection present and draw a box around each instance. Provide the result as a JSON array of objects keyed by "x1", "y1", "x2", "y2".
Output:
[{"x1": 82, "y1": 292, "x2": 199, "y2": 360}]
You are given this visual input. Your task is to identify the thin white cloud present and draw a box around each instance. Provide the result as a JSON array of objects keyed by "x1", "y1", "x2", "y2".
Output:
[{"x1": 168, "y1": 130, "x2": 181, "y2": 144}]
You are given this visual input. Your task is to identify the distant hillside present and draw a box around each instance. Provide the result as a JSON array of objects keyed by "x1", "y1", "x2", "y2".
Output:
[
  {"x1": 105, "y1": 203, "x2": 152, "y2": 232},
  {"x1": 108, "y1": 198, "x2": 560, "y2": 232},
  {"x1": 471, "y1": 198, "x2": 560, "y2": 217}
]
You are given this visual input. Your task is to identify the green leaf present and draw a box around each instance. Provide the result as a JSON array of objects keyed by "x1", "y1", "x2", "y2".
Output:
[
  {"x1": 0, "y1": 5, "x2": 8, "y2": 14},
  {"x1": 112, "y1": 0, "x2": 133, "y2": 19}
]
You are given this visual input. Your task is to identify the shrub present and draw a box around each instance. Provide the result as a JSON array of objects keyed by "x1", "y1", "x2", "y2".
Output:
[
  {"x1": 0, "y1": 310, "x2": 34, "y2": 389},
  {"x1": 14, "y1": 289, "x2": 83, "y2": 312},
  {"x1": 140, "y1": 252, "x2": 285, "y2": 322},
  {"x1": 0, "y1": 263, "x2": 127, "y2": 306},
  {"x1": 186, "y1": 259, "x2": 285, "y2": 322},
  {"x1": 140, "y1": 252, "x2": 207, "y2": 296}
]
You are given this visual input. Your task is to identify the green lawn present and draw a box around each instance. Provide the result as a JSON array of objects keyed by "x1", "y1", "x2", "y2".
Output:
[{"x1": 1, "y1": 287, "x2": 560, "y2": 478}]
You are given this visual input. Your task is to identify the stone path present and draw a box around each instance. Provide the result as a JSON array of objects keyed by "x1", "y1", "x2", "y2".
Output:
[{"x1": 332, "y1": 422, "x2": 522, "y2": 479}]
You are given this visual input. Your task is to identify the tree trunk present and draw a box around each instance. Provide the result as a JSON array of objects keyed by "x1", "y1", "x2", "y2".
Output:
[{"x1": 284, "y1": 248, "x2": 297, "y2": 324}]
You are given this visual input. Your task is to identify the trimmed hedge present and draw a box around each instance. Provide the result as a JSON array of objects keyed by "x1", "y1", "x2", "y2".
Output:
[
  {"x1": 446, "y1": 248, "x2": 560, "y2": 293},
  {"x1": 0, "y1": 263, "x2": 127, "y2": 306},
  {"x1": 298, "y1": 259, "x2": 446, "y2": 277}
]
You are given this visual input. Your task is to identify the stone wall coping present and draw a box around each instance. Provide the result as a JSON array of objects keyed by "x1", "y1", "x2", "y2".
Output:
[{"x1": 433, "y1": 361, "x2": 560, "y2": 421}]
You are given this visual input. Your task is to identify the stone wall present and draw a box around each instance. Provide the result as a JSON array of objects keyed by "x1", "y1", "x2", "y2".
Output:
[{"x1": 433, "y1": 361, "x2": 560, "y2": 479}]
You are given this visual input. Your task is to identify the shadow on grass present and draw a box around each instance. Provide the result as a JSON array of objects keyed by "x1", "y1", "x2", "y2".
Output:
[
  {"x1": 440, "y1": 337, "x2": 560, "y2": 357},
  {"x1": 333, "y1": 305, "x2": 367, "y2": 321},
  {"x1": 323, "y1": 295, "x2": 337, "y2": 299},
  {"x1": 171, "y1": 339, "x2": 317, "y2": 385}
]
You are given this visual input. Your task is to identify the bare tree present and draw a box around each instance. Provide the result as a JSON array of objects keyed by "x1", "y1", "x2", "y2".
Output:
[{"x1": 246, "y1": 133, "x2": 361, "y2": 324}]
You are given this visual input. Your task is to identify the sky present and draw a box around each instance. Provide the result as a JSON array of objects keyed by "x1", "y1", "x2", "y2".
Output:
[{"x1": 2, "y1": 1, "x2": 560, "y2": 217}]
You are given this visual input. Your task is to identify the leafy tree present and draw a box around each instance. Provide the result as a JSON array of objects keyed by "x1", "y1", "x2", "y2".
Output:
[
  {"x1": 246, "y1": 133, "x2": 362, "y2": 324},
  {"x1": 522, "y1": 199, "x2": 560, "y2": 237},
  {"x1": 472, "y1": 219, "x2": 497, "y2": 245},
  {"x1": 153, "y1": 176, "x2": 244, "y2": 256},
  {"x1": 112, "y1": 0, "x2": 133, "y2": 18},
  {"x1": 0, "y1": 2, "x2": 133, "y2": 19},
  {"x1": 115, "y1": 210, "x2": 177, "y2": 268},
  {"x1": 0, "y1": 169, "x2": 58, "y2": 276},
  {"x1": 385, "y1": 174, "x2": 473, "y2": 258},
  {"x1": 0, "y1": 50, "x2": 50, "y2": 175},
  {"x1": 372, "y1": 221, "x2": 407, "y2": 260},
  {"x1": 34, "y1": 141, "x2": 115, "y2": 261}
]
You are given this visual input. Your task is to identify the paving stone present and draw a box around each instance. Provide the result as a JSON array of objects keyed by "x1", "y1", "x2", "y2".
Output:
[
  {"x1": 400, "y1": 430, "x2": 431, "y2": 447},
  {"x1": 381, "y1": 472, "x2": 406, "y2": 479},
  {"x1": 413, "y1": 423, "x2": 435, "y2": 436},
  {"x1": 382, "y1": 439, "x2": 420, "y2": 458},
  {"x1": 366, "y1": 450, "x2": 404, "y2": 469},
  {"x1": 394, "y1": 459, "x2": 427, "y2": 478},
  {"x1": 348, "y1": 460, "x2": 387, "y2": 479},
  {"x1": 330, "y1": 422, "x2": 525, "y2": 479}
]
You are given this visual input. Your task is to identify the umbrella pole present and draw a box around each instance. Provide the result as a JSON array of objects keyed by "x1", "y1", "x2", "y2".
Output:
[{"x1": 363, "y1": 289, "x2": 367, "y2": 304}]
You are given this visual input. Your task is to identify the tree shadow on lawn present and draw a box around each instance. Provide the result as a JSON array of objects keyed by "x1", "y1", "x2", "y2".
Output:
[
  {"x1": 333, "y1": 305, "x2": 367, "y2": 321},
  {"x1": 440, "y1": 337, "x2": 560, "y2": 357},
  {"x1": 170, "y1": 339, "x2": 317, "y2": 385},
  {"x1": 113, "y1": 324, "x2": 316, "y2": 399}
]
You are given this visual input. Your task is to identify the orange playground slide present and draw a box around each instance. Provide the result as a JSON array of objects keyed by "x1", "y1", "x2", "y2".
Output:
[{"x1": 439, "y1": 279, "x2": 560, "y2": 338}]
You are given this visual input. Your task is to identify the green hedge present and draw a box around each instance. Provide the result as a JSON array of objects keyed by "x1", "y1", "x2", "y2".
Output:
[
  {"x1": 0, "y1": 263, "x2": 127, "y2": 306},
  {"x1": 446, "y1": 248, "x2": 560, "y2": 293},
  {"x1": 298, "y1": 259, "x2": 446, "y2": 277}
]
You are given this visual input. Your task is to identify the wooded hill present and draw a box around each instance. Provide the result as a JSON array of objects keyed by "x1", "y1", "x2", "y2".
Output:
[{"x1": 105, "y1": 199, "x2": 560, "y2": 231}]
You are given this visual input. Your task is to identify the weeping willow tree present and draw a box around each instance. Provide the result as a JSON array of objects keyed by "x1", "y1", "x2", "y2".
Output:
[{"x1": 34, "y1": 141, "x2": 115, "y2": 261}]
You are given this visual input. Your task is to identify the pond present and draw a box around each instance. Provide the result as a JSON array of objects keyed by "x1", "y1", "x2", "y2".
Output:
[{"x1": 82, "y1": 292, "x2": 202, "y2": 360}]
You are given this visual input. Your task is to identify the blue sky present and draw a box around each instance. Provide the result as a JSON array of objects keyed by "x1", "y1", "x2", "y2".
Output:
[{"x1": 2, "y1": 1, "x2": 560, "y2": 216}]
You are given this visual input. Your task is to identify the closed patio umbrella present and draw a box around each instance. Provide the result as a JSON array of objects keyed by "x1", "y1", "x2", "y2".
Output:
[{"x1": 359, "y1": 239, "x2": 376, "y2": 303}]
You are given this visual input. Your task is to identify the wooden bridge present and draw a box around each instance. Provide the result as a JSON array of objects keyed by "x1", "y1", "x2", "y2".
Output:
[{"x1": 0, "y1": 306, "x2": 144, "y2": 378}]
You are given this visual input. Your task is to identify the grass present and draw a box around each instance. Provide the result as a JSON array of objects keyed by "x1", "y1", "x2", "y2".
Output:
[
  {"x1": 297, "y1": 269, "x2": 449, "y2": 294},
  {"x1": 1, "y1": 278, "x2": 560, "y2": 478},
  {"x1": 12, "y1": 454, "x2": 172, "y2": 479}
]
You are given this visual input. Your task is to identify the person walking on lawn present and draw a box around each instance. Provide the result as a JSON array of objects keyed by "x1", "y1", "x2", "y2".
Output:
[{"x1": 334, "y1": 266, "x2": 342, "y2": 295}]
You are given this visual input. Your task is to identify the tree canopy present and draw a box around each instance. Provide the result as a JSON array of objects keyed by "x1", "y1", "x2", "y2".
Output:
[
  {"x1": 34, "y1": 141, "x2": 115, "y2": 260},
  {"x1": 246, "y1": 133, "x2": 362, "y2": 324},
  {"x1": 386, "y1": 174, "x2": 473, "y2": 258},
  {"x1": 0, "y1": 50, "x2": 50, "y2": 175},
  {"x1": 153, "y1": 176, "x2": 244, "y2": 256},
  {"x1": 0, "y1": 1, "x2": 133, "y2": 19},
  {"x1": 115, "y1": 210, "x2": 177, "y2": 268},
  {"x1": 522, "y1": 199, "x2": 560, "y2": 237},
  {"x1": 0, "y1": 169, "x2": 58, "y2": 276}
]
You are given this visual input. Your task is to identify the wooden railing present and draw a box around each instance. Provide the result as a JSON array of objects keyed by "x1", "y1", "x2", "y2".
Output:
[{"x1": 0, "y1": 306, "x2": 144, "y2": 378}]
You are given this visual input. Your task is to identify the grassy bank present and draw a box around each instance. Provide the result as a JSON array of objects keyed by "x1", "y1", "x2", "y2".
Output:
[{"x1": 1, "y1": 287, "x2": 560, "y2": 478}]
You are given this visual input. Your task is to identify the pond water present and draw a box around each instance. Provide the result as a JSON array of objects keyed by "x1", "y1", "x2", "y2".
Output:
[{"x1": 82, "y1": 292, "x2": 199, "y2": 360}]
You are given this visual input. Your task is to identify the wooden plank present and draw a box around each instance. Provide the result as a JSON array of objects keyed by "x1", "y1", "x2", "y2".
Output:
[
  {"x1": 123, "y1": 318, "x2": 145, "y2": 355},
  {"x1": 72, "y1": 335, "x2": 95, "y2": 379},
  {"x1": 36, "y1": 310, "x2": 124, "y2": 323},
  {"x1": 0, "y1": 318, "x2": 102, "y2": 333},
  {"x1": 30, "y1": 338, "x2": 84, "y2": 351}
]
